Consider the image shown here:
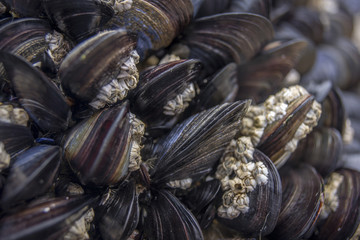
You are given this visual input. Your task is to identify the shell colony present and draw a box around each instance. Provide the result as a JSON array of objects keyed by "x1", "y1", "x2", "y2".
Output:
[{"x1": 0, "y1": 0, "x2": 360, "y2": 239}]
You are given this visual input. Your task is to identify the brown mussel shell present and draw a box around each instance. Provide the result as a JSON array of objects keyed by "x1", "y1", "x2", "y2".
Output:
[
  {"x1": 258, "y1": 93, "x2": 316, "y2": 167},
  {"x1": 109, "y1": 0, "x2": 193, "y2": 59},
  {"x1": 63, "y1": 101, "x2": 133, "y2": 186},
  {"x1": 270, "y1": 164, "x2": 324, "y2": 240},
  {"x1": 313, "y1": 168, "x2": 360, "y2": 240},
  {"x1": 1, "y1": 145, "x2": 60, "y2": 208},
  {"x1": 216, "y1": 149, "x2": 282, "y2": 237}
]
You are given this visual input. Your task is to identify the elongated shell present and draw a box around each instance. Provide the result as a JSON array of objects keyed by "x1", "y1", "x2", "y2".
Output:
[
  {"x1": 60, "y1": 29, "x2": 138, "y2": 109},
  {"x1": 63, "y1": 101, "x2": 144, "y2": 186},
  {"x1": 0, "y1": 121, "x2": 33, "y2": 157},
  {"x1": 140, "y1": 189, "x2": 204, "y2": 240},
  {"x1": 270, "y1": 164, "x2": 324, "y2": 240},
  {"x1": 131, "y1": 59, "x2": 202, "y2": 128},
  {"x1": 97, "y1": 180, "x2": 139, "y2": 240},
  {"x1": 0, "y1": 195, "x2": 96, "y2": 239},
  {"x1": 149, "y1": 100, "x2": 250, "y2": 188},
  {"x1": 1, "y1": 145, "x2": 60, "y2": 207},
  {"x1": 0, "y1": 51, "x2": 70, "y2": 132}
]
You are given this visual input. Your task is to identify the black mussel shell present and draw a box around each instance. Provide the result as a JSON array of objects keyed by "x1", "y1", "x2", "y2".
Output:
[
  {"x1": 63, "y1": 101, "x2": 135, "y2": 186},
  {"x1": 149, "y1": 100, "x2": 250, "y2": 188},
  {"x1": 0, "y1": 195, "x2": 96, "y2": 240},
  {"x1": 236, "y1": 39, "x2": 308, "y2": 104},
  {"x1": 43, "y1": 0, "x2": 113, "y2": 42},
  {"x1": 216, "y1": 149, "x2": 282, "y2": 237},
  {"x1": 140, "y1": 189, "x2": 203, "y2": 240},
  {"x1": 0, "y1": 51, "x2": 70, "y2": 132},
  {"x1": 190, "y1": 63, "x2": 238, "y2": 113},
  {"x1": 0, "y1": 121, "x2": 33, "y2": 157},
  {"x1": 289, "y1": 127, "x2": 343, "y2": 177},
  {"x1": 313, "y1": 168, "x2": 360, "y2": 240},
  {"x1": 109, "y1": 0, "x2": 193, "y2": 59},
  {"x1": 131, "y1": 59, "x2": 202, "y2": 128},
  {"x1": 182, "y1": 12, "x2": 274, "y2": 76},
  {"x1": 1, "y1": 145, "x2": 60, "y2": 208},
  {"x1": 184, "y1": 179, "x2": 221, "y2": 229},
  {"x1": 1, "y1": 0, "x2": 44, "y2": 17},
  {"x1": 0, "y1": 18, "x2": 51, "y2": 63},
  {"x1": 60, "y1": 29, "x2": 137, "y2": 104},
  {"x1": 96, "y1": 180, "x2": 139, "y2": 240},
  {"x1": 270, "y1": 164, "x2": 324, "y2": 240}
]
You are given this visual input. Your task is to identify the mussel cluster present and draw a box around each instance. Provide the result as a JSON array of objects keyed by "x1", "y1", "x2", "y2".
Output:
[{"x1": 0, "y1": 0, "x2": 360, "y2": 239}]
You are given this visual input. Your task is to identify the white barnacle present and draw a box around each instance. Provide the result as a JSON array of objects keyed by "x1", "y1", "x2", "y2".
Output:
[
  {"x1": 158, "y1": 54, "x2": 181, "y2": 65},
  {"x1": 0, "y1": 142, "x2": 10, "y2": 172},
  {"x1": 163, "y1": 82, "x2": 196, "y2": 116},
  {"x1": 321, "y1": 172, "x2": 344, "y2": 219},
  {"x1": 66, "y1": 182, "x2": 85, "y2": 196},
  {"x1": 89, "y1": 50, "x2": 140, "y2": 109},
  {"x1": 0, "y1": 104, "x2": 29, "y2": 126},
  {"x1": 128, "y1": 113, "x2": 145, "y2": 172},
  {"x1": 45, "y1": 30, "x2": 71, "y2": 66},
  {"x1": 167, "y1": 178, "x2": 193, "y2": 190},
  {"x1": 63, "y1": 208, "x2": 95, "y2": 240},
  {"x1": 343, "y1": 118, "x2": 354, "y2": 144},
  {"x1": 100, "y1": 0, "x2": 133, "y2": 14}
]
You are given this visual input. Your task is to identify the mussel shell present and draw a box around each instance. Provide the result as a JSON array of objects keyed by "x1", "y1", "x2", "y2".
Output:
[
  {"x1": 183, "y1": 12, "x2": 274, "y2": 76},
  {"x1": 258, "y1": 93, "x2": 315, "y2": 167},
  {"x1": 236, "y1": 39, "x2": 308, "y2": 104},
  {"x1": 0, "y1": 18, "x2": 51, "y2": 62},
  {"x1": 109, "y1": 0, "x2": 193, "y2": 59},
  {"x1": 140, "y1": 189, "x2": 204, "y2": 240},
  {"x1": 0, "y1": 51, "x2": 70, "y2": 132},
  {"x1": 131, "y1": 59, "x2": 202, "y2": 128},
  {"x1": 96, "y1": 180, "x2": 139, "y2": 240},
  {"x1": 184, "y1": 179, "x2": 221, "y2": 229},
  {"x1": 318, "y1": 86, "x2": 346, "y2": 135},
  {"x1": 289, "y1": 127, "x2": 343, "y2": 177},
  {"x1": 217, "y1": 149, "x2": 282, "y2": 237},
  {"x1": 43, "y1": 0, "x2": 113, "y2": 42},
  {"x1": 0, "y1": 121, "x2": 33, "y2": 157},
  {"x1": 149, "y1": 100, "x2": 250, "y2": 187},
  {"x1": 186, "y1": 63, "x2": 238, "y2": 114},
  {"x1": 63, "y1": 101, "x2": 133, "y2": 186},
  {"x1": 60, "y1": 29, "x2": 136, "y2": 103},
  {"x1": 0, "y1": 195, "x2": 96, "y2": 240},
  {"x1": 270, "y1": 164, "x2": 324, "y2": 240},
  {"x1": 313, "y1": 168, "x2": 360, "y2": 240},
  {"x1": 1, "y1": 145, "x2": 60, "y2": 208}
]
